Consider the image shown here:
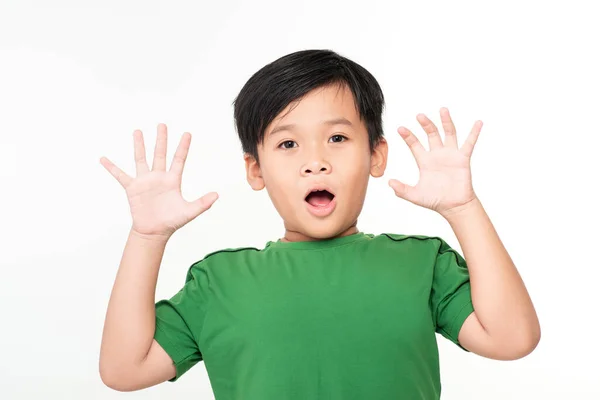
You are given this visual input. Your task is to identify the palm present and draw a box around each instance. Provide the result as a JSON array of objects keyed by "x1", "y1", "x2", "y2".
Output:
[
  {"x1": 125, "y1": 172, "x2": 193, "y2": 235},
  {"x1": 389, "y1": 108, "x2": 482, "y2": 216},
  {"x1": 100, "y1": 124, "x2": 218, "y2": 238}
]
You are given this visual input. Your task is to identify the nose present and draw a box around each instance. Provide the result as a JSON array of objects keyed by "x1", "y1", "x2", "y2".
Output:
[{"x1": 301, "y1": 159, "x2": 332, "y2": 176}]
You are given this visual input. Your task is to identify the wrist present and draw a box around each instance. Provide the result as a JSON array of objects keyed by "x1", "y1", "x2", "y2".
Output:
[
  {"x1": 439, "y1": 196, "x2": 481, "y2": 222},
  {"x1": 129, "y1": 228, "x2": 172, "y2": 243}
]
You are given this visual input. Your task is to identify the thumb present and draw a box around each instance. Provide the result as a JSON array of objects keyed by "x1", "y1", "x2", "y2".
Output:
[
  {"x1": 388, "y1": 179, "x2": 419, "y2": 204},
  {"x1": 187, "y1": 192, "x2": 219, "y2": 219}
]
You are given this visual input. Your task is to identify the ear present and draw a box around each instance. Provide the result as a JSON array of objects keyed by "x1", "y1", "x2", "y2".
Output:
[
  {"x1": 244, "y1": 153, "x2": 265, "y2": 191},
  {"x1": 370, "y1": 137, "x2": 388, "y2": 178}
]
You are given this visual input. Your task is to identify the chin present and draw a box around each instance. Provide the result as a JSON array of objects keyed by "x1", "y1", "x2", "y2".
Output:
[
  {"x1": 297, "y1": 221, "x2": 355, "y2": 241},
  {"x1": 305, "y1": 228, "x2": 340, "y2": 240}
]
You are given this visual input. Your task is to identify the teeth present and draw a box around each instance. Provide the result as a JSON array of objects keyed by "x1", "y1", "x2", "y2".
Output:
[{"x1": 306, "y1": 189, "x2": 334, "y2": 197}]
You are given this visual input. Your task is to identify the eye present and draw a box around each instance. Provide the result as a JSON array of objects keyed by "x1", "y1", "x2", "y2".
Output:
[
  {"x1": 278, "y1": 140, "x2": 297, "y2": 149},
  {"x1": 329, "y1": 134, "x2": 347, "y2": 143}
]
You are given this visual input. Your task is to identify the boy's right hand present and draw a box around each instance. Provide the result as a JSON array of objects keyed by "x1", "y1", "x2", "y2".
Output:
[{"x1": 100, "y1": 123, "x2": 218, "y2": 239}]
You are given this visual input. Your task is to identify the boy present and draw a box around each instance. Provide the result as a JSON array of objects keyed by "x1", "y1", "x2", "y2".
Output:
[{"x1": 99, "y1": 49, "x2": 540, "y2": 399}]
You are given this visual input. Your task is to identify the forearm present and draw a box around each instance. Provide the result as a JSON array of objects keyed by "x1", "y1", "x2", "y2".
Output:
[
  {"x1": 443, "y1": 197, "x2": 540, "y2": 347},
  {"x1": 100, "y1": 229, "x2": 169, "y2": 372}
]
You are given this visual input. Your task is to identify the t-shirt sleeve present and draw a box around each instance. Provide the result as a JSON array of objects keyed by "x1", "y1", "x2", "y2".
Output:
[
  {"x1": 429, "y1": 238, "x2": 474, "y2": 350},
  {"x1": 154, "y1": 261, "x2": 211, "y2": 381}
]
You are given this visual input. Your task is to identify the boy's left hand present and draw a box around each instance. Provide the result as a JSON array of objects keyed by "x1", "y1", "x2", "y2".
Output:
[{"x1": 388, "y1": 107, "x2": 483, "y2": 218}]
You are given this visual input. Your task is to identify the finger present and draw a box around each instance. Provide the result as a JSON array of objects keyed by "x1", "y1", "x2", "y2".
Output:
[
  {"x1": 417, "y1": 113, "x2": 443, "y2": 150},
  {"x1": 460, "y1": 120, "x2": 483, "y2": 158},
  {"x1": 133, "y1": 129, "x2": 149, "y2": 176},
  {"x1": 152, "y1": 123, "x2": 168, "y2": 171},
  {"x1": 100, "y1": 156, "x2": 132, "y2": 188},
  {"x1": 169, "y1": 132, "x2": 191, "y2": 177},
  {"x1": 187, "y1": 192, "x2": 219, "y2": 219},
  {"x1": 388, "y1": 179, "x2": 419, "y2": 204},
  {"x1": 397, "y1": 126, "x2": 425, "y2": 161},
  {"x1": 440, "y1": 107, "x2": 458, "y2": 148}
]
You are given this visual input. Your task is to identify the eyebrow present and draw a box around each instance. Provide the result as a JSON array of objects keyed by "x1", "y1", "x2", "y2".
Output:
[{"x1": 268, "y1": 117, "x2": 353, "y2": 137}]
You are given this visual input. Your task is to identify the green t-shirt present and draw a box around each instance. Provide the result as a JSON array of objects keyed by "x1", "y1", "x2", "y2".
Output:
[{"x1": 154, "y1": 232, "x2": 474, "y2": 399}]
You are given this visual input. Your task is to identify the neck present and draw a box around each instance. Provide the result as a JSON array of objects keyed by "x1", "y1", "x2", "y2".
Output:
[{"x1": 281, "y1": 223, "x2": 359, "y2": 243}]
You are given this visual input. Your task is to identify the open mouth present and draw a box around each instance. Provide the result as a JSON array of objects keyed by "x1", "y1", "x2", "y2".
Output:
[{"x1": 305, "y1": 190, "x2": 335, "y2": 207}]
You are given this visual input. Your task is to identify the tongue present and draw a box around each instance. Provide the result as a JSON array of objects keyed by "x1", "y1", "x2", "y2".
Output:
[{"x1": 307, "y1": 192, "x2": 332, "y2": 207}]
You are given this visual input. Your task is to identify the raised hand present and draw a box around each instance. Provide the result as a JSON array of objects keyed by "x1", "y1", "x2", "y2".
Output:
[
  {"x1": 100, "y1": 123, "x2": 218, "y2": 239},
  {"x1": 388, "y1": 108, "x2": 482, "y2": 217}
]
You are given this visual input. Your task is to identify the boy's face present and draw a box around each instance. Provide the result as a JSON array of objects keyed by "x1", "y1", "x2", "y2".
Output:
[{"x1": 245, "y1": 84, "x2": 388, "y2": 241}]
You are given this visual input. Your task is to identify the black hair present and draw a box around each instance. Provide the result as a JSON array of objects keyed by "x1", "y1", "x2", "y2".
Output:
[{"x1": 232, "y1": 49, "x2": 385, "y2": 162}]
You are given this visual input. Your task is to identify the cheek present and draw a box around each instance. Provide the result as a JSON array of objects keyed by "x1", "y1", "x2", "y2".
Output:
[
  {"x1": 262, "y1": 157, "x2": 292, "y2": 187},
  {"x1": 336, "y1": 149, "x2": 371, "y2": 178},
  {"x1": 335, "y1": 152, "x2": 372, "y2": 200},
  {"x1": 261, "y1": 159, "x2": 298, "y2": 207}
]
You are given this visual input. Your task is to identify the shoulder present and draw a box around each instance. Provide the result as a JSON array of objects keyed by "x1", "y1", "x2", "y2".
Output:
[
  {"x1": 175, "y1": 246, "x2": 262, "y2": 288},
  {"x1": 366, "y1": 233, "x2": 461, "y2": 264},
  {"x1": 190, "y1": 246, "x2": 263, "y2": 269},
  {"x1": 203, "y1": 246, "x2": 263, "y2": 261},
  {"x1": 371, "y1": 232, "x2": 449, "y2": 252}
]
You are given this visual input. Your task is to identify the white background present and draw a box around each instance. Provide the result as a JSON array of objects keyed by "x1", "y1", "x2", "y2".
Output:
[{"x1": 1, "y1": 0, "x2": 598, "y2": 399}]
